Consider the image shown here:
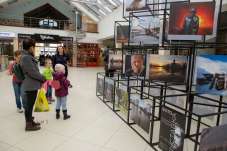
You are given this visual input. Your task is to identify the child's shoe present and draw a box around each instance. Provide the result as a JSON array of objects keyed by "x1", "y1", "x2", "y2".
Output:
[
  {"x1": 47, "y1": 97, "x2": 52, "y2": 104},
  {"x1": 49, "y1": 96, "x2": 55, "y2": 102},
  {"x1": 62, "y1": 110, "x2": 70, "y2": 120}
]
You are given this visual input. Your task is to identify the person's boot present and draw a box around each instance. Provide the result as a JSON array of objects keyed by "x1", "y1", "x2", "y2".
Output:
[
  {"x1": 56, "y1": 109, "x2": 60, "y2": 119},
  {"x1": 32, "y1": 117, "x2": 40, "y2": 126},
  {"x1": 62, "y1": 110, "x2": 70, "y2": 120},
  {"x1": 49, "y1": 96, "x2": 55, "y2": 102},
  {"x1": 25, "y1": 122, "x2": 41, "y2": 131}
]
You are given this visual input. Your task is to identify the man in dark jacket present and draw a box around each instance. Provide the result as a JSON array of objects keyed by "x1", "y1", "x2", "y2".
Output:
[{"x1": 104, "y1": 51, "x2": 116, "y2": 77}]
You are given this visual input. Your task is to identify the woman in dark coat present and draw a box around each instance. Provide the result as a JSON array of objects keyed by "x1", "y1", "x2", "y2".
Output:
[
  {"x1": 20, "y1": 38, "x2": 46, "y2": 131},
  {"x1": 52, "y1": 46, "x2": 69, "y2": 78}
]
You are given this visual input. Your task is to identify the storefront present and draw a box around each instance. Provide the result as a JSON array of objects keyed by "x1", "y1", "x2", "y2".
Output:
[
  {"x1": 18, "y1": 33, "x2": 73, "y2": 66},
  {"x1": 0, "y1": 32, "x2": 15, "y2": 56},
  {"x1": 77, "y1": 42, "x2": 98, "y2": 67}
]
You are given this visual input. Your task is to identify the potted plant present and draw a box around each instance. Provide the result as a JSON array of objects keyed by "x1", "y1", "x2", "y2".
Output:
[{"x1": 6, "y1": 56, "x2": 15, "y2": 65}]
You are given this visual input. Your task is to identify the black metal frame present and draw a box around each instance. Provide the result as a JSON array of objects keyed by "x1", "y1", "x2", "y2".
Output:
[{"x1": 97, "y1": 0, "x2": 227, "y2": 150}]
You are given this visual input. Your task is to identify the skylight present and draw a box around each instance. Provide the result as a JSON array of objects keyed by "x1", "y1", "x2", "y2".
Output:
[{"x1": 7, "y1": 0, "x2": 18, "y2": 5}]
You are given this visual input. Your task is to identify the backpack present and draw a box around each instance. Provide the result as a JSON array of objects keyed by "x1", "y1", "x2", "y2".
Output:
[
  {"x1": 12, "y1": 63, "x2": 25, "y2": 81},
  {"x1": 52, "y1": 79, "x2": 63, "y2": 90}
]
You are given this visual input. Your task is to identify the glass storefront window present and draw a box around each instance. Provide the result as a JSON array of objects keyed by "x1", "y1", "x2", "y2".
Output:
[{"x1": 0, "y1": 41, "x2": 13, "y2": 56}]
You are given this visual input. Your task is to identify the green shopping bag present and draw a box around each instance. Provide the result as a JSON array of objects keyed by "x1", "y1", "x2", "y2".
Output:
[{"x1": 34, "y1": 88, "x2": 50, "y2": 112}]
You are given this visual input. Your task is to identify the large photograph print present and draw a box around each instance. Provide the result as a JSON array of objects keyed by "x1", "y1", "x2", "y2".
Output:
[
  {"x1": 116, "y1": 25, "x2": 131, "y2": 43},
  {"x1": 195, "y1": 55, "x2": 227, "y2": 96},
  {"x1": 125, "y1": 0, "x2": 147, "y2": 12},
  {"x1": 104, "y1": 82, "x2": 114, "y2": 103},
  {"x1": 159, "y1": 106, "x2": 186, "y2": 151},
  {"x1": 124, "y1": 55, "x2": 146, "y2": 77},
  {"x1": 108, "y1": 54, "x2": 123, "y2": 70},
  {"x1": 115, "y1": 87, "x2": 129, "y2": 116},
  {"x1": 199, "y1": 124, "x2": 227, "y2": 151},
  {"x1": 131, "y1": 18, "x2": 161, "y2": 44},
  {"x1": 169, "y1": 2, "x2": 215, "y2": 35},
  {"x1": 149, "y1": 55, "x2": 188, "y2": 83},
  {"x1": 130, "y1": 95, "x2": 151, "y2": 133},
  {"x1": 97, "y1": 78, "x2": 104, "y2": 95}
]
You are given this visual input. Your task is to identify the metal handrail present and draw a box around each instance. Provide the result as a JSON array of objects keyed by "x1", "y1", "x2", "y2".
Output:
[{"x1": 0, "y1": 14, "x2": 78, "y2": 30}]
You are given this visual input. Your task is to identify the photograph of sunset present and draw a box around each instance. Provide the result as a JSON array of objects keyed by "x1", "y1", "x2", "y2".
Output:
[{"x1": 149, "y1": 55, "x2": 188, "y2": 83}]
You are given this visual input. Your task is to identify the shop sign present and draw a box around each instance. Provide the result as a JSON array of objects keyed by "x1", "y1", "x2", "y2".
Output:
[
  {"x1": 0, "y1": 32, "x2": 15, "y2": 38},
  {"x1": 87, "y1": 19, "x2": 92, "y2": 23},
  {"x1": 18, "y1": 34, "x2": 35, "y2": 39},
  {"x1": 59, "y1": 36, "x2": 73, "y2": 41},
  {"x1": 34, "y1": 34, "x2": 59, "y2": 42}
]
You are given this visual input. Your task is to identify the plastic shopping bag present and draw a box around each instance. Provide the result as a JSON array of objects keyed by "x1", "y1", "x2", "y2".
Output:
[{"x1": 34, "y1": 88, "x2": 50, "y2": 112}]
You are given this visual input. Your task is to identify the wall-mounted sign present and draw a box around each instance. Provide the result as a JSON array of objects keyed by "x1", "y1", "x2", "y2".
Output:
[
  {"x1": 18, "y1": 34, "x2": 35, "y2": 39},
  {"x1": 34, "y1": 34, "x2": 59, "y2": 42},
  {"x1": 159, "y1": 106, "x2": 186, "y2": 151},
  {"x1": 87, "y1": 19, "x2": 92, "y2": 23},
  {"x1": 18, "y1": 34, "x2": 72, "y2": 42},
  {"x1": 0, "y1": 32, "x2": 15, "y2": 38},
  {"x1": 59, "y1": 36, "x2": 73, "y2": 41}
]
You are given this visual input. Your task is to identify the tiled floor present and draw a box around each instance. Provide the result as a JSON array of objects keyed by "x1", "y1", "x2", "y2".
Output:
[{"x1": 0, "y1": 67, "x2": 200, "y2": 151}]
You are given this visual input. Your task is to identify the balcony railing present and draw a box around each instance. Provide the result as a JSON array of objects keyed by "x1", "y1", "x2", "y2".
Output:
[{"x1": 0, "y1": 14, "x2": 78, "y2": 30}]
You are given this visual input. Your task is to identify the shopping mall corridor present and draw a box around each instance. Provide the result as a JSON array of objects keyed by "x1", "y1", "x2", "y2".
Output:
[{"x1": 0, "y1": 67, "x2": 198, "y2": 151}]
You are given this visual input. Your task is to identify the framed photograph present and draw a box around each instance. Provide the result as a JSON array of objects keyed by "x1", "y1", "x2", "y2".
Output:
[
  {"x1": 97, "y1": 78, "x2": 104, "y2": 95},
  {"x1": 169, "y1": 2, "x2": 215, "y2": 35},
  {"x1": 195, "y1": 55, "x2": 227, "y2": 96},
  {"x1": 149, "y1": 55, "x2": 188, "y2": 83},
  {"x1": 115, "y1": 87, "x2": 129, "y2": 116},
  {"x1": 131, "y1": 95, "x2": 151, "y2": 133},
  {"x1": 123, "y1": 55, "x2": 146, "y2": 77},
  {"x1": 130, "y1": 18, "x2": 162, "y2": 44},
  {"x1": 199, "y1": 124, "x2": 227, "y2": 151},
  {"x1": 108, "y1": 54, "x2": 123, "y2": 70}
]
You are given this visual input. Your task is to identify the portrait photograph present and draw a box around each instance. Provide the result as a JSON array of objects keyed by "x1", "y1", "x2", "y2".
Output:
[{"x1": 124, "y1": 55, "x2": 146, "y2": 77}]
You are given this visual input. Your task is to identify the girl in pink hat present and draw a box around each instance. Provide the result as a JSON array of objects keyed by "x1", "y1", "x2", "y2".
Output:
[{"x1": 53, "y1": 64, "x2": 71, "y2": 120}]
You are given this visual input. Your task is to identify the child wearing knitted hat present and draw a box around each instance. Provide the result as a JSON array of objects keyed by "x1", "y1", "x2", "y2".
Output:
[{"x1": 52, "y1": 64, "x2": 71, "y2": 120}]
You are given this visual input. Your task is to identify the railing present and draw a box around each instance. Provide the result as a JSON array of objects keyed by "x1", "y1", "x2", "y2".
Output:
[
  {"x1": 0, "y1": 14, "x2": 78, "y2": 30},
  {"x1": 82, "y1": 22, "x2": 98, "y2": 33}
]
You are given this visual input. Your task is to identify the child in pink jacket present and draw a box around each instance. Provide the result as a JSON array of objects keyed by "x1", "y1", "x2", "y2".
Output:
[{"x1": 53, "y1": 64, "x2": 71, "y2": 120}]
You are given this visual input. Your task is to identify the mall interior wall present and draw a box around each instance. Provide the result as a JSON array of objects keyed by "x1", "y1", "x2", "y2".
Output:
[
  {"x1": 0, "y1": 25, "x2": 101, "y2": 50},
  {"x1": 98, "y1": 5, "x2": 126, "y2": 41},
  {"x1": 0, "y1": 0, "x2": 77, "y2": 22}
]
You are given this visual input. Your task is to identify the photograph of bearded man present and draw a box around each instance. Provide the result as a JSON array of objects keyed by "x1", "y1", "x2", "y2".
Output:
[{"x1": 125, "y1": 55, "x2": 145, "y2": 76}]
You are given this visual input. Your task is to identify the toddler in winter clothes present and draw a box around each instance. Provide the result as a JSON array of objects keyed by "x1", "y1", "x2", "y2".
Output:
[{"x1": 53, "y1": 64, "x2": 71, "y2": 120}]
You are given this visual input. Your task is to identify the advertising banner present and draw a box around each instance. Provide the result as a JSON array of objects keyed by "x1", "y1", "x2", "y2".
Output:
[{"x1": 159, "y1": 106, "x2": 186, "y2": 151}]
